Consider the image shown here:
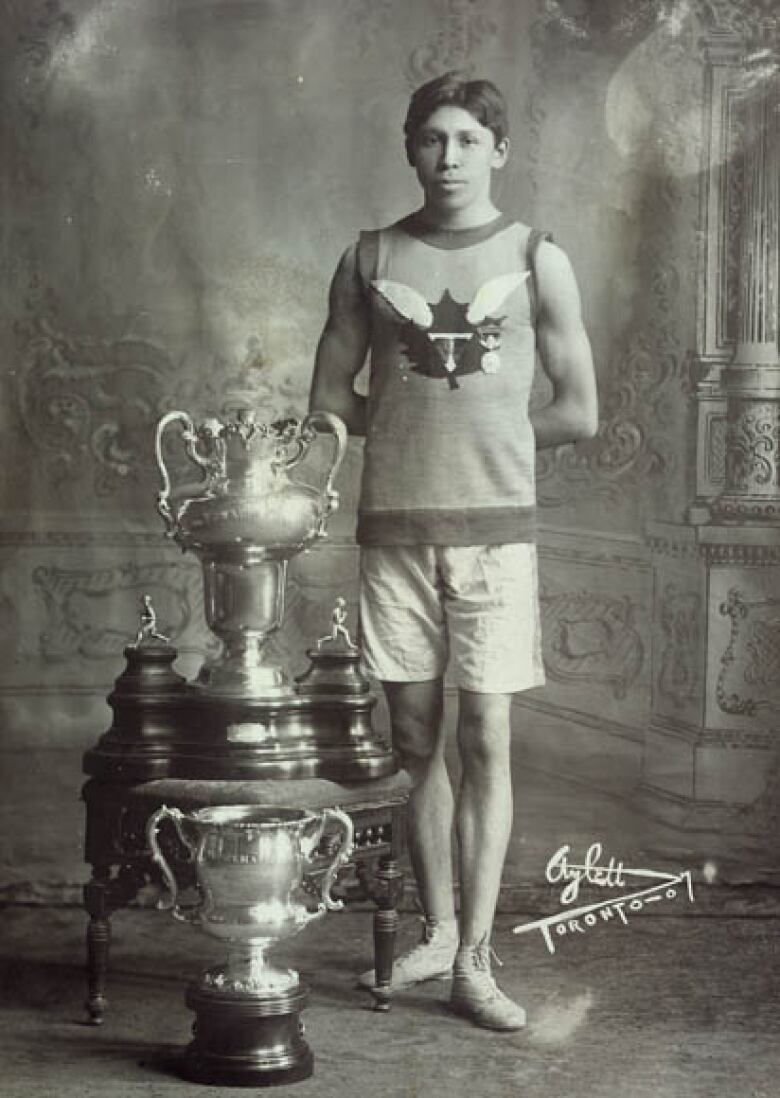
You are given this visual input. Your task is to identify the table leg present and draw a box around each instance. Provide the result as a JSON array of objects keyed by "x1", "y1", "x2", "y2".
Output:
[
  {"x1": 84, "y1": 870, "x2": 112, "y2": 1025},
  {"x1": 370, "y1": 856, "x2": 404, "y2": 1012},
  {"x1": 83, "y1": 861, "x2": 148, "y2": 1024}
]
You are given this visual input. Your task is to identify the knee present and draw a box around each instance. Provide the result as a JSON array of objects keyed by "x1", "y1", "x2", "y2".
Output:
[
  {"x1": 457, "y1": 709, "x2": 510, "y2": 773},
  {"x1": 391, "y1": 709, "x2": 441, "y2": 766},
  {"x1": 384, "y1": 680, "x2": 444, "y2": 774}
]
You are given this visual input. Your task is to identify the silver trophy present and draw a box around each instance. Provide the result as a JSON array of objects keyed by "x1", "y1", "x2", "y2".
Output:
[
  {"x1": 154, "y1": 409, "x2": 347, "y2": 698},
  {"x1": 146, "y1": 803, "x2": 354, "y2": 1084}
]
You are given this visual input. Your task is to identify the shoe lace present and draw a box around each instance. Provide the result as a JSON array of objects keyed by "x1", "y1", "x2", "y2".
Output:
[
  {"x1": 466, "y1": 938, "x2": 504, "y2": 995},
  {"x1": 473, "y1": 937, "x2": 503, "y2": 969},
  {"x1": 421, "y1": 915, "x2": 455, "y2": 944},
  {"x1": 396, "y1": 917, "x2": 445, "y2": 967}
]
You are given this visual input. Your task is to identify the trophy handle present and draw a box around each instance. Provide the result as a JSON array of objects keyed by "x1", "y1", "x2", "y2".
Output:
[
  {"x1": 271, "y1": 417, "x2": 308, "y2": 471},
  {"x1": 155, "y1": 411, "x2": 225, "y2": 540},
  {"x1": 146, "y1": 805, "x2": 202, "y2": 924},
  {"x1": 300, "y1": 411, "x2": 348, "y2": 534},
  {"x1": 315, "y1": 806, "x2": 354, "y2": 914}
]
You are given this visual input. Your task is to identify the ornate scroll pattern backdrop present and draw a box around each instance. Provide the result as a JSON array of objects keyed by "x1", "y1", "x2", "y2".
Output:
[
  {"x1": 527, "y1": 0, "x2": 703, "y2": 520},
  {"x1": 2, "y1": 0, "x2": 779, "y2": 895},
  {"x1": 717, "y1": 589, "x2": 780, "y2": 718}
]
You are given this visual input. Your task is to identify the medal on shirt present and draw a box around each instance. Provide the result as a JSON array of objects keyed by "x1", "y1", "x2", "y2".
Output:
[
  {"x1": 371, "y1": 275, "x2": 522, "y2": 387},
  {"x1": 478, "y1": 327, "x2": 503, "y2": 375}
]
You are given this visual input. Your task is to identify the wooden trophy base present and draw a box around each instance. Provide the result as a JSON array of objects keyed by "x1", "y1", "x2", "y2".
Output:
[
  {"x1": 182, "y1": 981, "x2": 312, "y2": 1087},
  {"x1": 83, "y1": 639, "x2": 397, "y2": 783}
]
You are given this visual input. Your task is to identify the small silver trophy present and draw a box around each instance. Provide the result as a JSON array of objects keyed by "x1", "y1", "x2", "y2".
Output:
[{"x1": 147, "y1": 802, "x2": 354, "y2": 1085}]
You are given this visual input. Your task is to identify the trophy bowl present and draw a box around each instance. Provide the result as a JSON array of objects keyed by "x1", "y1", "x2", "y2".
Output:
[
  {"x1": 155, "y1": 409, "x2": 347, "y2": 699},
  {"x1": 146, "y1": 802, "x2": 354, "y2": 1085}
]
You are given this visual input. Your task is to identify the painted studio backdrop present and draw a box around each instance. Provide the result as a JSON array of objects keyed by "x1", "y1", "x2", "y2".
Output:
[{"x1": 1, "y1": 0, "x2": 779, "y2": 904}]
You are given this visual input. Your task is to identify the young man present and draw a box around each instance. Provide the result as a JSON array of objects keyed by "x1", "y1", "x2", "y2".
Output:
[{"x1": 308, "y1": 72, "x2": 598, "y2": 1030}]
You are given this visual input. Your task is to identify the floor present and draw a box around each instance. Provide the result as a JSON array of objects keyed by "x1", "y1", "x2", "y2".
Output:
[
  {"x1": 2, "y1": 898, "x2": 778, "y2": 1098},
  {"x1": 4, "y1": 705, "x2": 779, "y2": 1098}
]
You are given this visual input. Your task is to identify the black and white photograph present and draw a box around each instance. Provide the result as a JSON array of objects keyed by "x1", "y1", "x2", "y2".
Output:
[{"x1": 1, "y1": 1, "x2": 778, "y2": 1096}]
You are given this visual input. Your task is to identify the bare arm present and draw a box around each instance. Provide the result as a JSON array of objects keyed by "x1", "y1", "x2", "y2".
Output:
[
  {"x1": 531, "y1": 242, "x2": 598, "y2": 449},
  {"x1": 308, "y1": 245, "x2": 370, "y2": 436}
]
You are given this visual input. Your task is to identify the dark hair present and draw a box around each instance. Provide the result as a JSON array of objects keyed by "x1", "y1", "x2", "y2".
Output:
[{"x1": 403, "y1": 71, "x2": 508, "y2": 164}]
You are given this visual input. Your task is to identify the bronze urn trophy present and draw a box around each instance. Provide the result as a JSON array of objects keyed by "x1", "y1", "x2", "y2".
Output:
[{"x1": 83, "y1": 408, "x2": 399, "y2": 1085}]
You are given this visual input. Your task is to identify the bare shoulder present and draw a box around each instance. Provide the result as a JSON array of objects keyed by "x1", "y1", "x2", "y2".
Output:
[
  {"x1": 330, "y1": 242, "x2": 360, "y2": 296},
  {"x1": 313, "y1": 240, "x2": 371, "y2": 386},
  {"x1": 534, "y1": 239, "x2": 584, "y2": 322},
  {"x1": 327, "y1": 242, "x2": 367, "y2": 320},
  {"x1": 535, "y1": 238, "x2": 577, "y2": 281}
]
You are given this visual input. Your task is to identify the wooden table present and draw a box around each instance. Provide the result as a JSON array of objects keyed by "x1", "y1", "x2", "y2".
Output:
[{"x1": 82, "y1": 771, "x2": 409, "y2": 1023}]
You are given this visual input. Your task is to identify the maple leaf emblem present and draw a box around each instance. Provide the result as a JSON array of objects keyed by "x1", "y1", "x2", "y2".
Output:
[
  {"x1": 401, "y1": 291, "x2": 490, "y2": 388},
  {"x1": 370, "y1": 273, "x2": 527, "y2": 390}
]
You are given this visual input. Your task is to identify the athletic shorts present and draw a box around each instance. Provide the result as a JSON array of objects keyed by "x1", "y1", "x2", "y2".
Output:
[{"x1": 358, "y1": 543, "x2": 545, "y2": 694}]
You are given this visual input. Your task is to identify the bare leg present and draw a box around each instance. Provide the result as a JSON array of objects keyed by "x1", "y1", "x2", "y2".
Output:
[
  {"x1": 455, "y1": 690, "x2": 513, "y2": 945},
  {"x1": 383, "y1": 678, "x2": 456, "y2": 924}
]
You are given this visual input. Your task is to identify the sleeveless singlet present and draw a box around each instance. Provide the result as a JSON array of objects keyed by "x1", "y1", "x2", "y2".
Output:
[{"x1": 355, "y1": 213, "x2": 549, "y2": 547}]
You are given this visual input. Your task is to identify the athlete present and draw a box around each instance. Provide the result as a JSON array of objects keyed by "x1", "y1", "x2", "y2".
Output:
[{"x1": 308, "y1": 71, "x2": 598, "y2": 1030}]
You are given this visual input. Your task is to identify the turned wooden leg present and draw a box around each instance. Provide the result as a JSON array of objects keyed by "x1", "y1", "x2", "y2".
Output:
[
  {"x1": 83, "y1": 861, "x2": 150, "y2": 1024},
  {"x1": 84, "y1": 870, "x2": 112, "y2": 1025},
  {"x1": 370, "y1": 856, "x2": 404, "y2": 1012},
  {"x1": 86, "y1": 916, "x2": 111, "y2": 1025}
]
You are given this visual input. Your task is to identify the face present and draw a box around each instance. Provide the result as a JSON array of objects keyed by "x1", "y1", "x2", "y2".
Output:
[{"x1": 409, "y1": 105, "x2": 508, "y2": 213}]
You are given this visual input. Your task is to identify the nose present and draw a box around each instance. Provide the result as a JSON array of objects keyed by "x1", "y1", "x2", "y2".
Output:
[{"x1": 438, "y1": 137, "x2": 461, "y2": 170}]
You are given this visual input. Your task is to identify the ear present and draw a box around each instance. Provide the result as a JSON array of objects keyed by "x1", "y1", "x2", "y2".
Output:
[{"x1": 492, "y1": 137, "x2": 509, "y2": 170}]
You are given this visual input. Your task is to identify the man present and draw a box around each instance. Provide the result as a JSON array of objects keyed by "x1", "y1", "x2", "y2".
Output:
[{"x1": 308, "y1": 72, "x2": 598, "y2": 1031}]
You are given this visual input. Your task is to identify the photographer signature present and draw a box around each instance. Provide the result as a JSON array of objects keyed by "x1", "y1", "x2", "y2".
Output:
[{"x1": 513, "y1": 842, "x2": 694, "y2": 955}]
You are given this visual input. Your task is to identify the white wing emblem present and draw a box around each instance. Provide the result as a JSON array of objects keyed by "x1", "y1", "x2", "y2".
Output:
[
  {"x1": 371, "y1": 280, "x2": 434, "y2": 329},
  {"x1": 466, "y1": 271, "x2": 529, "y2": 325}
]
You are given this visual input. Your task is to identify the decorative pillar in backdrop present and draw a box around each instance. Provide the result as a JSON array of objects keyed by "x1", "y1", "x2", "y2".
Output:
[
  {"x1": 714, "y1": 64, "x2": 780, "y2": 522},
  {"x1": 643, "y1": 28, "x2": 780, "y2": 845}
]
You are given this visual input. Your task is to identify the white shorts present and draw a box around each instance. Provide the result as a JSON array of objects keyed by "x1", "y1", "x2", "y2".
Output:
[{"x1": 359, "y1": 543, "x2": 545, "y2": 694}]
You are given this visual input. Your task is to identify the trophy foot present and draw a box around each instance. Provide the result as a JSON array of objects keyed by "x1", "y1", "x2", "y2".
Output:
[
  {"x1": 181, "y1": 1049, "x2": 314, "y2": 1088},
  {"x1": 194, "y1": 658, "x2": 293, "y2": 700},
  {"x1": 200, "y1": 962, "x2": 298, "y2": 996},
  {"x1": 183, "y1": 981, "x2": 313, "y2": 1087}
]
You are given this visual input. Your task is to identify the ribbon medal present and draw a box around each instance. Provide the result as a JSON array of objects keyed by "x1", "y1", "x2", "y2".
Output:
[{"x1": 478, "y1": 326, "x2": 503, "y2": 374}]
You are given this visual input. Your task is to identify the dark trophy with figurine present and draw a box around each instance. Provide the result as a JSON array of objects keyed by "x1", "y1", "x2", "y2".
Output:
[
  {"x1": 84, "y1": 408, "x2": 395, "y2": 782},
  {"x1": 82, "y1": 407, "x2": 400, "y2": 1086}
]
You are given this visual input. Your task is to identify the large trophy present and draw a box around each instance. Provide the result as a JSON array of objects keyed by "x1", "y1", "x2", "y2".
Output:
[
  {"x1": 83, "y1": 408, "x2": 396, "y2": 782},
  {"x1": 155, "y1": 408, "x2": 344, "y2": 698},
  {"x1": 147, "y1": 803, "x2": 354, "y2": 1085}
]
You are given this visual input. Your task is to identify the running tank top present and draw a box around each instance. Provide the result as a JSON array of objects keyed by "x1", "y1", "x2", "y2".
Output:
[{"x1": 356, "y1": 213, "x2": 548, "y2": 546}]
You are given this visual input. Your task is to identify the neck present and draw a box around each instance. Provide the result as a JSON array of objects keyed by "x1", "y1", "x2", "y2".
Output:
[{"x1": 419, "y1": 199, "x2": 501, "y2": 231}]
